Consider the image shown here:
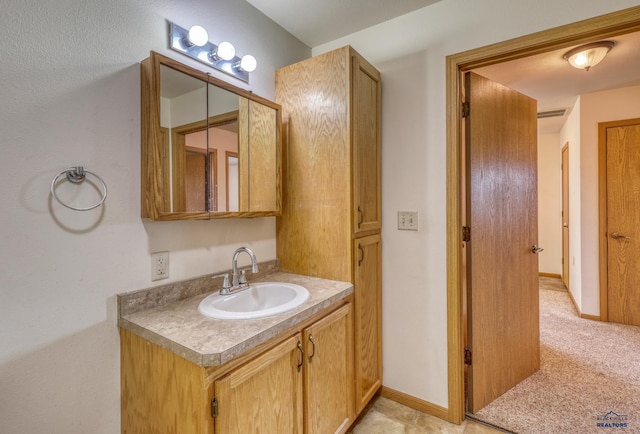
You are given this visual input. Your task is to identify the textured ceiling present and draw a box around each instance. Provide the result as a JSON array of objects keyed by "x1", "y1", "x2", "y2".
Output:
[
  {"x1": 246, "y1": 0, "x2": 441, "y2": 47},
  {"x1": 475, "y1": 31, "x2": 640, "y2": 134},
  {"x1": 248, "y1": 1, "x2": 640, "y2": 133}
]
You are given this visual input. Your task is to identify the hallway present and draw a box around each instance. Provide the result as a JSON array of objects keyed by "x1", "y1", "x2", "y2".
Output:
[{"x1": 472, "y1": 277, "x2": 640, "y2": 433}]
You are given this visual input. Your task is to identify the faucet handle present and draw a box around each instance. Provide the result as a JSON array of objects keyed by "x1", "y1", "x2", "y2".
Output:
[
  {"x1": 238, "y1": 269, "x2": 249, "y2": 284},
  {"x1": 212, "y1": 273, "x2": 231, "y2": 292}
]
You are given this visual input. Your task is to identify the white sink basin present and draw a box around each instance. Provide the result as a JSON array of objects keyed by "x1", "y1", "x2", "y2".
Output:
[{"x1": 198, "y1": 282, "x2": 310, "y2": 320}]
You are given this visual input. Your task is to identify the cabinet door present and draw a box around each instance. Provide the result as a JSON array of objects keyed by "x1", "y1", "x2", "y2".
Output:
[
  {"x1": 352, "y1": 53, "x2": 382, "y2": 235},
  {"x1": 304, "y1": 304, "x2": 354, "y2": 434},
  {"x1": 214, "y1": 334, "x2": 304, "y2": 433},
  {"x1": 354, "y1": 234, "x2": 382, "y2": 413}
]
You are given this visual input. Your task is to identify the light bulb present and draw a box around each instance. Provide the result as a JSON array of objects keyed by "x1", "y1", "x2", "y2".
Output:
[
  {"x1": 212, "y1": 41, "x2": 236, "y2": 61},
  {"x1": 238, "y1": 54, "x2": 257, "y2": 72},
  {"x1": 574, "y1": 53, "x2": 588, "y2": 67},
  {"x1": 187, "y1": 25, "x2": 208, "y2": 47}
]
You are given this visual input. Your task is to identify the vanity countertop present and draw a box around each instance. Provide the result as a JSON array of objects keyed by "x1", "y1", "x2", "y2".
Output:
[{"x1": 118, "y1": 271, "x2": 353, "y2": 367}]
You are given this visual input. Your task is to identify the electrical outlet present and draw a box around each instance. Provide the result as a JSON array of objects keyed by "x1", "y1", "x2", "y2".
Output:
[
  {"x1": 398, "y1": 211, "x2": 419, "y2": 231},
  {"x1": 151, "y1": 251, "x2": 169, "y2": 281}
]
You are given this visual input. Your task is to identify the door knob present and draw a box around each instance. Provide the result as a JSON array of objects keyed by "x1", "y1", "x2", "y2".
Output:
[
  {"x1": 611, "y1": 232, "x2": 631, "y2": 240},
  {"x1": 531, "y1": 245, "x2": 544, "y2": 254},
  {"x1": 563, "y1": 223, "x2": 568, "y2": 228}
]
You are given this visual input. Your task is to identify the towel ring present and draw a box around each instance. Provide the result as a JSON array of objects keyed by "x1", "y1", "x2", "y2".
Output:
[{"x1": 50, "y1": 166, "x2": 108, "y2": 211}]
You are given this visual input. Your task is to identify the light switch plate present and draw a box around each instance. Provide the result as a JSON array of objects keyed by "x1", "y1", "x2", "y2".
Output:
[
  {"x1": 151, "y1": 251, "x2": 169, "y2": 281},
  {"x1": 398, "y1": 211, "x2": 419, "y2": 231}
]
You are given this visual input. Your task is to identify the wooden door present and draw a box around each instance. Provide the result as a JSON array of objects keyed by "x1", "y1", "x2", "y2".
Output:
[
  {"x1": 185, "y1": 152, "x2": 206, "y2": 211},
  {"x1": 303, "y1": 304, "x2": 354, "y2": 434},
  {"x1": 352, "y1": 53, "x2": 382, "y2": 235},
  {"x1": 465, "y1": 72, "x2": 540, "y2": 413},
  {"x1": 601, "y1": 119, "x2": 640, "y2": 326},
  {"x1": 562, "y1": 144, "x2": 570, "y2": 289},
  {"x1": 214, "y1": 334, "x2": 304, "y2": 433},
  {"x1": 353, "y1": 234, "x2": 382, "y2": 413}
]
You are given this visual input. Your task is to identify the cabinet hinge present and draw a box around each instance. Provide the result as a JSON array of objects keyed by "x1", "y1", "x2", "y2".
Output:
[
  {"x1": 462, "y1": 226, "x2": 471, "y2": 242},
  {"x1": 464, "y1": 347, "x2": 472, "y2": 365},
  {"x1": 211, "y1": 398, "x2": 218, "y2": 418},
  {"x1": 461, "y1": 101, "x2": 470, "y2": 118}
]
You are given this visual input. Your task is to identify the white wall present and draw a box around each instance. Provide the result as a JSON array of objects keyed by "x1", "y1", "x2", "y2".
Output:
[
  {"x1": 538, "y1": 133, "x2": 562, "y2": 275},
  {"x1": 314, "y1": 0, "x2": 640, "y2": 409},
  {"x1": 578, "y1": 84, "x2": 640, "y2": 315},
  {"x1": 560, "y1": 99, "x2": 583, "y2": 306},
  {"x1": 0, "y1": 0, "x2": 308, "y2": 433}
]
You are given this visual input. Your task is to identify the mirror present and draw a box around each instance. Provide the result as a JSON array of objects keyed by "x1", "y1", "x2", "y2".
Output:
[{"x1": 141, "y1": 51, "x2": 281, "y2": 220}]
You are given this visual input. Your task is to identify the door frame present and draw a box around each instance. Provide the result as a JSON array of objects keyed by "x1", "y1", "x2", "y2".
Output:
[
  {"x1": 445, "y1": 6, "x2": 640, "y2": 424},
  {"x1": 562, "y1": 143, "x2": 570, "y2": 290},
  {"x1": 598, "y1": 117, "x2": 640, "y2": 322}
]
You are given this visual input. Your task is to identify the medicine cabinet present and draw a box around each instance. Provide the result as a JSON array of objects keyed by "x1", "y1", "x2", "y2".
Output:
[{"x1": 141, "y1": 51, "x2": 281, "y2": 220}]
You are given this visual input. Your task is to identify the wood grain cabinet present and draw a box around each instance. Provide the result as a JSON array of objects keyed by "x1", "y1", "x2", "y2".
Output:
[
  {"x1": 215, "y1": 303, "x2": 354, "y2": 434},
  {"x1": 120, "y1": 302, "x2": 354, "y2": 434},
  {"x1": 275, "y1": 45, "x2": 382, "y2": 415}
]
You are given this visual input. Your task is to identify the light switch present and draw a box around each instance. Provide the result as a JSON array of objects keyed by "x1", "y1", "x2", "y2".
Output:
[{"x1": 398, "y1": 211, "x2": 418, "y2": 231}]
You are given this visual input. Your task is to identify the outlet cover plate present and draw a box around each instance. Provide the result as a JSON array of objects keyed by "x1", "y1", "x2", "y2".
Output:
[{"x1": 151, "y1": 251, "x2": 169, "y2": 281}]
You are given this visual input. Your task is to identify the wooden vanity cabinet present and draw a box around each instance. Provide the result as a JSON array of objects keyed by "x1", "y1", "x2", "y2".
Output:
[
  {"x1": 302, "y1": 303, "x2": 354, "y2": 434},
  {"x1": 120, "y1": 301, "x2": 354, "y2": 434},
  {"x1": 214, "y1": 303, "x2": 354, "y2": 434},
  {"x1": 275, "y1": 45, "x2": 382, "y2": 415},
  {"x1": 213, "y1": 334, "x2": 304, "y2": 433}
]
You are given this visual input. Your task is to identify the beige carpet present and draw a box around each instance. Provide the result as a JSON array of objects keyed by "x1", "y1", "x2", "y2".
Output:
[{"x1": 471, "y1": 278, "x2": 640, "y2": 433}]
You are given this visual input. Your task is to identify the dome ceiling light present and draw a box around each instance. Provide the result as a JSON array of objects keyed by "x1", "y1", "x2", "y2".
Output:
[{"x1": 563, "y1": 41, "x2": 615, "y2": 71}]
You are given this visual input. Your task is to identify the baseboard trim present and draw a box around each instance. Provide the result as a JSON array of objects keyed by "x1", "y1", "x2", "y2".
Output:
[
  {"x1": 565, "y1": 286, "x2": 602, "y2": 321},
  {"x1": 539, "y1": 272, "x2": 561, "y2": 279},
  {"x1": 380, "y1": 386, "x2": 451, "y2": 422}
]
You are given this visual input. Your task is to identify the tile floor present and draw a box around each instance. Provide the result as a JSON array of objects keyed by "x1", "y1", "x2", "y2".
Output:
[{"x1": 351, "y1": 397, "x2": 504, "y2": 433}]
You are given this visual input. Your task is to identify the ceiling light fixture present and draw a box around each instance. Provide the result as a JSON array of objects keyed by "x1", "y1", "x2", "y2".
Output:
[
  {"x1": 563, "y1": 41, "x2": 615, "y2": 71},
  {"x1": 168, "y1": 21, "x2": 256, "y2": 83}
]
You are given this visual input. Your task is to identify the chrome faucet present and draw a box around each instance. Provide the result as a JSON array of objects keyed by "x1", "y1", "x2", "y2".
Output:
[
  {"x1": 231, "y1": 246, "x2": 259, "y2": 287},
  {"x1": 214, "y1": 247, "x2": 259, "y2": 295}
]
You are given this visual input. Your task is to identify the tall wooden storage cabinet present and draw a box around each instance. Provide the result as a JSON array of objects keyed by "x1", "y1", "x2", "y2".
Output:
[{"x1": 275, "y1": 46, "x2": 382, "y2": 415}]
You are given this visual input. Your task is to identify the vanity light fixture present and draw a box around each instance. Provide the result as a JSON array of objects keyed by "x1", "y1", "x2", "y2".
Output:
[
  {"x1": 211, "y1": 41, "x2": 236, "y2": 61},
  {"x1": 186, "y1": 25, "x2": 208, "y2": 47},
  {"x1": 168, "y1": 21, "x2": 256, "y2": 83},
  {"x1": 236, "y1": 54, "x2": 257, "y2": 72},
  {"x1": 563, "y1": 41, "x2": 615, "y2": 71}
]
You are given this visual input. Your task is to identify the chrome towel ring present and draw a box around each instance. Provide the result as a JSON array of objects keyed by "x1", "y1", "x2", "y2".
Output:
[{"x1": 50, "y1": 166, "x2": 108, "y2": 211}]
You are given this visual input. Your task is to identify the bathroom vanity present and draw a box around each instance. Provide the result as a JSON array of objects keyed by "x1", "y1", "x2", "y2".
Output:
[
  {"x1": 118, "y1": 268, "x2": 354, "y2": 433},
  {"x1": 129, "y1": 45, "x2": 381, "y2": 433}
]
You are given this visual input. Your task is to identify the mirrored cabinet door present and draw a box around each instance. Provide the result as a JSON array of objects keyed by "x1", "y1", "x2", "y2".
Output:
[
  {"x1": 207, "y1": 84, "x2": 240, "y2": 212},
  {"x1": 160, "y1": 64, "x2": 209, "y2": 213}
]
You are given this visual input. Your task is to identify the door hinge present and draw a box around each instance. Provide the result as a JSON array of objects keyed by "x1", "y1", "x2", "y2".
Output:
[
  {"x1": 462, "y1": 101, "x2": 470, "y2": 118},
  {"x1": 462, "y1": 226, "x2": 471, "y2": 242},
  {"x1": 464, "y1": 347, "x2": 472, "y2": 365},
  {"x1": 211, "y1": 398, "x2": 218, "y2": 418}
]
